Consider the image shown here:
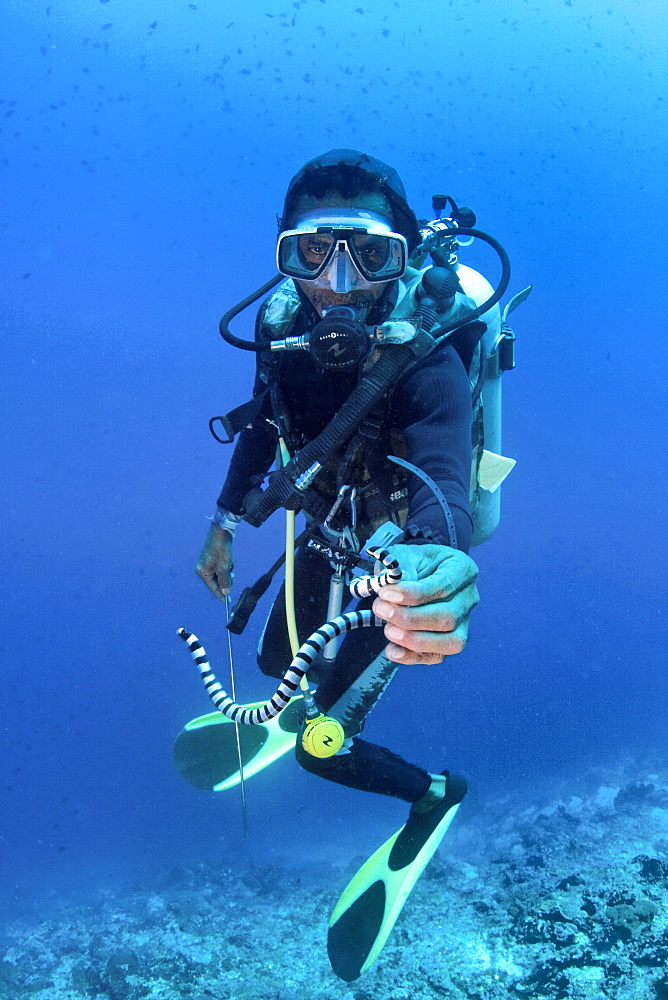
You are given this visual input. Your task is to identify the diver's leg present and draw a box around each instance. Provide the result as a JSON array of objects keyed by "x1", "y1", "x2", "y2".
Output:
[
  {"x1": 296, "y1": 733, "x2": 432, "y2": 803},
  {"x1": 296, "y1": 605, "x2": 434, "y2": 803},
  {"x1": 259, "y1": 548, "x2": 444, "y2": 805}
]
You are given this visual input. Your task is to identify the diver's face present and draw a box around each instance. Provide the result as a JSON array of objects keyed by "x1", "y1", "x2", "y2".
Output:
[
  {"x1": 291, "y1": 192, "x2": 396, "y2": 319},
  {"x1": 295, "y1": 275, "x2": 387, "y2": 319}
]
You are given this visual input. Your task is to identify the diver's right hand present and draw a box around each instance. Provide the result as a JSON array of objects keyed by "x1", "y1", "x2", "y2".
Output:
[{"x1": 196, "y1": 524, "x2": 234, "y2": 601}]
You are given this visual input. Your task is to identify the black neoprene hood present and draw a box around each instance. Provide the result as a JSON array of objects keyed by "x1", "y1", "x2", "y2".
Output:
[{"x1": 280, "y1": 148, "x2": 422, "y2": 253}]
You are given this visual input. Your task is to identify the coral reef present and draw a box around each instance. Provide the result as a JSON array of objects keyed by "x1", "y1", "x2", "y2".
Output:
[{"x1": 2, "y1": 773, "x2": 668, "y2": 999}]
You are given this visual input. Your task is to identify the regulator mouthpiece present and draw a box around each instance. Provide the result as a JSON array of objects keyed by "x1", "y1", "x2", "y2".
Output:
[
  {"x1": 270, "y1": 305, "x2": 374, "y2": 370},
  {"x1": 310, "y1": 307, "x2": 372, "y2": 369}
]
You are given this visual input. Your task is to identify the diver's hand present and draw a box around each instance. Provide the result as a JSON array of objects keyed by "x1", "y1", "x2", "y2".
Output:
[
  {"x1": 196, "y1": 524, "x2": 234, "y2": 601},
  {"x1": 372, "y1": 544, "x2": 479, "y2": 665}
]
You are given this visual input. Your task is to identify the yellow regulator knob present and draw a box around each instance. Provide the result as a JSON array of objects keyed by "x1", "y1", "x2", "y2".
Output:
[{"x1": 301, "y1": 714, "x2": 345, "y2": 759}]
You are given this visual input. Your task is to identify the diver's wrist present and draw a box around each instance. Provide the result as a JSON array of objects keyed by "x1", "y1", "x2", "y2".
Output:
[{"x1": 208, "y1": 508, "x2": 243, "y2": 536}]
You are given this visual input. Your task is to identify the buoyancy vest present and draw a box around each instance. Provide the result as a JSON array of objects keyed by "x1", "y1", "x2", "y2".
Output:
[{"x1": 257, "y1": 265, "x2": 516, "y2": 546}]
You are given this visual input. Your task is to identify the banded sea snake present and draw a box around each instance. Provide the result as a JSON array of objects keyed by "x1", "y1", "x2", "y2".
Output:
[{"x1": 178, "y1": 546, "x2": 402, "y2": 726}]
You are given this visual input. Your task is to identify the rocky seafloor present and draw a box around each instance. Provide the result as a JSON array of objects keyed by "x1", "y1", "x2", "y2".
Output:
[{"x1": 2, "y1": 772, "x2": 668, "y2": 1000}]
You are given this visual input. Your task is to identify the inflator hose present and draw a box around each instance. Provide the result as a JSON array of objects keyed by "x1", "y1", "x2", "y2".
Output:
[{"x1": 430, "y1": 228, "x2": 510, "y2": 344}]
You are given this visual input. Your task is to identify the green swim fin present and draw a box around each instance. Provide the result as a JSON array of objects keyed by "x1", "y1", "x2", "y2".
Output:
[
  {"x1": 327, "y1": 772, "x2": 467, "y2": 981},
  {"x1": 173, "y1": 696, "x2": 302, "y2": 792}
]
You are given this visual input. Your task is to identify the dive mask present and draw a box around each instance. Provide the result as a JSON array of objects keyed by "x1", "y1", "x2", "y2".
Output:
[{"x1": 277, "y1": 210, "x2": 408, "y2": 292}]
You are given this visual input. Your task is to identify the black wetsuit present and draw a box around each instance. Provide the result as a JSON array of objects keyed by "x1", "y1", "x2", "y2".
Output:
[{"x1": 217, "y1": 289, "x2": 473, "y2": 803}]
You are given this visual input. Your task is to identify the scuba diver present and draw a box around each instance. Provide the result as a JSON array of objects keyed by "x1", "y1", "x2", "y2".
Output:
[{"x1": 178, "y1": 149, "x2": 526, "y2": 980}]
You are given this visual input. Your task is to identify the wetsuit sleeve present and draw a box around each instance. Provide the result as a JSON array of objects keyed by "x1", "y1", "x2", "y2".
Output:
[
  {"x1": 392, "y1": 341, "x2": 473, "y2": 553},
  {"x1": 215, "y1": 305, "x2": 277, "y2": 515}
]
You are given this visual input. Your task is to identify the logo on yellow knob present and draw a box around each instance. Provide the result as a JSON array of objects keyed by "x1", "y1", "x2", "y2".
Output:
[{"x1": 301, "y1": 715, "x2": 345, "y2": 758}]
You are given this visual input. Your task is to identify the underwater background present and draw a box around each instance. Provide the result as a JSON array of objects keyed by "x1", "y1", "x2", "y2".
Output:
[{"x1": 2, "y1": 0, "x2": 667, "y2": 996}]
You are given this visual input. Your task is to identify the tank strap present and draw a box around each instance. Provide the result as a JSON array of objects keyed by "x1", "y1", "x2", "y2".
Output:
[{"x1": 448, "y1": 320, "x2": 487, "y2": 377}]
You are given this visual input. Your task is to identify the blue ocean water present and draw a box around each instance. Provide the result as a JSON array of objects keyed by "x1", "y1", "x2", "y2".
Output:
[{"x1": 1, "y1": 0, "x2": 666, "y2": 985}]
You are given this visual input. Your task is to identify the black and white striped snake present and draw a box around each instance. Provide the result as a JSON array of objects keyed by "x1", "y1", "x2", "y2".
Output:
[{"x1": 178, "y1": 546, "x2": 401, "y2": 726}]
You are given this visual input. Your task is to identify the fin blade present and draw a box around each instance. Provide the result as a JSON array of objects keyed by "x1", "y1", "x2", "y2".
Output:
[
  {"x1": 359, "y1": 803, "x2": 462, "y2": 975},
  {"x1": 329, "y1": 829, "x2": 402, "y2": 924},
  {"x1": 328, "y1": 775, "x2": 466, "y2": 981},
  {"x1": 173, "y1": 697, "x2": 302, "y2": 791},
  {"x1": 327, "y1": 880, "x2": 388, "y2": 982}
]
